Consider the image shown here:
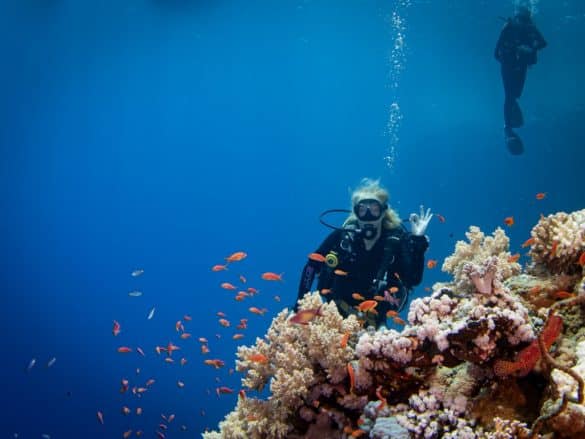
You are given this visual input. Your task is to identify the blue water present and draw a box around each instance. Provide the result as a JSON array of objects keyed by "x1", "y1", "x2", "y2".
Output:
[{"x1": 1, "y1": 0, "x2": 584, "y2": 437}]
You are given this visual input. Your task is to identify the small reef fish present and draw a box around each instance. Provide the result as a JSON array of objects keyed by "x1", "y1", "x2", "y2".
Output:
[
  {"x1": 123, "y1": 430, "x2": 132, "y2": 438},
  {"x1": 201, "y1": 345, "x2": 210, "y2": 355},
  {"x1": 320, "y1": 288, "x2": 332, "y2": 295},
  {"x1": 289, "y1": 306, "x2": 323, "y2": 325},
  {"x1": 131, "y1": 269, "x2": 144, "y2": 277},
  {"x1": 535, "y1": 192, "x2": 546, "y2": 200},
  {"x1": 247, "y1": 287, "x2": 258, "y2": 294},
  {"x1": 356, "y1": 300, "x2": 378, "y2": 313},
  {"x1": 218, "y1": 318, "x2": 230, "y2": 327},
  {"x1": 504, "y1": 216, "x2": 514, "y2": 227},
  {"x1": 226, "y1": 251, "x2": 247, "y2": 262},
  {"x1": 198, "y1": 337, "x2": 208, "y2": 343},
  {"x1": 308, "y1": 253, "x2": 327, "y2": 262},
  {"x1": 136, "y1": 347, "x2": 145, "y2": 357},
  {"x1": 204, "y1": 359, "x2": 225, "y2": 368},
  {"x1": 128, "y1": 290, "x2": 143, "y2": 297},
  {"x1": 117, "y1": 346, "x2": 132, "y2": 353},
  {"x1": 436, "y1": 214, "x2": 446, "y2": 223},
  {"x1": 47, "y1": 357, "x2": 57, "y2": 368},
  {"x1": 388, "y1": 286, "x2": 399, "y2": 294},
  {"x1": 216, "y1": 386, "x2": 234, "y2": 396},
  {"x1": 340, "y1": 332, "x2": 350, "y2": 349},
  {"x1": 579, "y1": 252, "x2": 585, "y2": 266},
  {"x1": 112, "y1": 320, "x2": 121, "y2": 337},
  {"x1": 26, "y1": 358, "x2": 36, "y2": 372},
  {"x1": 96, "y1": 410, "x2": 104, "y2": 424},
  {"x1": 177, "y1": 380, "x2": 185, "y2": 388},
  {"x1": 521, "y1": 237, "x2": 535, "y2": 248},
  {"x1": 180, "y1": 333, "x2": 191, "y2": 340},
  {"x1": 508, "y1": 253, "x2": 521, "y2": 263},
  {"x1": 273, "y1": 295, "x2": 281, "y2": 302},
  {"x1": 552, "y1": 291, "x2": 575, "y2": 300},
  {"x1": 247, "y1": 353, "x2": 269, "y2": 363},
  {"x1": 147, "y1": 307, "x2": 156, "y2": 320},
  {"x1": 347, "y1": 363, "x2": 356, "y2": 392},
  {"x1": 393, "y1": 316, "x2": 406, "y2": 325},
  {"x1": 352, "y1": 293, "x2": 365, "y2": 301},
  {"x1": 232, "y1": 333, "x2": 244, "y2": 340},
  {"x1": 239, "y1": 275, "x2": 247, "y2": 283},
  {"x1": 426, "y1": 259, "x2": 437, "y2": 269},
  {"x1": 334, "y1": 269, "x2": 349, "y2": 276},
  {"x1": 212, "y1": 264, "x2": 228, "y2": 272},
  {"x1": 221, "y1": 282, "x2": 237, "y2": 290},
  {"x1": 261, "y1": 272, "x2": 283, "y2": 281},
  {"x1": 249, "y1": 306, "x2": 268, "y2": 316}
]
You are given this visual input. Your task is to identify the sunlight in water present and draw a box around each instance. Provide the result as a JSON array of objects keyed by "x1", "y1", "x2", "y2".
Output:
[{"x1": 384, "y1": 1, "x2": 411, "y2": 169}]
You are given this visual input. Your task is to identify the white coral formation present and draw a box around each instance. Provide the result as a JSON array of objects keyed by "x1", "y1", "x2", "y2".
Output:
[
  {"x1": 443, "y1": 226, "x2": 521, "y2": 294},
  {"x1": 203, "y1": 292, "x2": 362, "y2": 439},
  {"x1": 548, "y1": 339, "x2": 585, "y2": 436},
  {"x1": 529, "y1": 209, "x2": 585, "y2": 274}
]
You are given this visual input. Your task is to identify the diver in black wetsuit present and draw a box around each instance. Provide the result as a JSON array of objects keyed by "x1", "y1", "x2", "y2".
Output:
[
  {"x1": 495, "y1": 4, "x2": 546, "y2": 141},
  {"x1": 295, "y1": 179, "x2": 431, "y2": 328}
]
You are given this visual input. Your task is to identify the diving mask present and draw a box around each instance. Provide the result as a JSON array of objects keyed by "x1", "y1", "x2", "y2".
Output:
[{"x1": 353, "y1": 199, "x2": 387, "y2": 222}]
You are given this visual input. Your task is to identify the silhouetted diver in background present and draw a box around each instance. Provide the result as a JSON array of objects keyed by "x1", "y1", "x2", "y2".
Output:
[{"x1": 495, "y1": 4, "x2": 546, "y2": 154}]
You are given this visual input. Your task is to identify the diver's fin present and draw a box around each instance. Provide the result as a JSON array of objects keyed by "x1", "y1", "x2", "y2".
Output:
[{"x1": 505, "y1": 127, "x2": 524, "y2": 155}]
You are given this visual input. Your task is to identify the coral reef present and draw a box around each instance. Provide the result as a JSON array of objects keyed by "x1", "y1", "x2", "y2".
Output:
[{"x1": 205, "y1": 210, "x2": 585, "y2": 439}]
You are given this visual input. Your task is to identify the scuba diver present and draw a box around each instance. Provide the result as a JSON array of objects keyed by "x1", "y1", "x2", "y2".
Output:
[
  {"x1": 495, "y1": 3, "x2": 547, "y2": 155},
  {"x1": 295, "y1": 179, "x2": 431, "y2": 328}
]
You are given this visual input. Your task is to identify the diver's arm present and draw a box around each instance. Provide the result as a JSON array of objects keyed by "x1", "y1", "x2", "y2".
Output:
[
  {"x1": 532, "y1": 27, "x2": 547, "y2": 50},
  {"x1": 494, "y1": 23, "x2": 511, "y2": 61},
  {"x1": 294, "y1": 230, "x2": 341, "y2": 310}
]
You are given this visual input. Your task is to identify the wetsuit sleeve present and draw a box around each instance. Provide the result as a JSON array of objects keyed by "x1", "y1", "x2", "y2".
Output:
[
  {"x1": 396, "y1": 233, "x2": 429, "y2": 288},
  {"x1": 295, "y1": 230, "x2": 341, "y2": 309},
  {"x1": 495, "y1": 23, "x2": 511, "y2": 61},
  {"x1": 531, "y1": 26, "x2": 546, "y2": 50}
]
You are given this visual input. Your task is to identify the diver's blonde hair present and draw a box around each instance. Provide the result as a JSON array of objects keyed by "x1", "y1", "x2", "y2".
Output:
[{"x1": 342, "y1": 178, "x2": 401, "y2": 230}]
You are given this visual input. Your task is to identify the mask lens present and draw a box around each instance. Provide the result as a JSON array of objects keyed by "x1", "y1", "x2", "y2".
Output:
[{"x1": 354, "y1": 199, "x2": 384, "y2": 221}]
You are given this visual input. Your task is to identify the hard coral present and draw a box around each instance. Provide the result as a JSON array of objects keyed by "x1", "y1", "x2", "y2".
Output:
[
  {"x1": 203, "y1": 292, "x2": 362, "y2": 439},
  {"x1": 529, "y1": 209, "x2": 585, "y2": 275}
]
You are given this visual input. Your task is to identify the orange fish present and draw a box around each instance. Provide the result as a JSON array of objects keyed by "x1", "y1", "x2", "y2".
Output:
[
  {"x1": 436, "y1": 214, "x2": 446, "y2": 223},
  {"x1": 535, "y1": 192, "x2": 546, "y2": 200},
  {"x1": 146, "y1": 379, "x2": 155, "y2": 386},
  {"x1": 239, "y1": 275, "x2": 247, "y2": 284},
  {"x1": 123, "y1": 430, "x2": 132, "y2": 439},
  {"x1": 521, "y1": 237, "x2": 535, "y2": 248},
  {"x1": 198, "y1": 337, "x2": 208, "y2": 343},
  {"x1": 221, "y1": 282, "x2": 237, "y2": 290},
  {"x1": 249, "y1": 306, "x2": 268, "y2": 316},
  {"x1": 351, "y1": 429, "x2": 366, "y2": 438},
  {"x1": 357, "y1": 300, "x2": 378, "y2": 313},
  {"x1": 528, "y1": 285, "x2": 541, "y2": 294},
  {"x1": 165, "y1": 342, "x2": 180, "y2": 356},
  {"x1": 180, "y1": 358, "x2": 187, "y2": 366},
  {"x1": 234, "y1": 292, "x2": 248, "y2": 301},
  {"x1": 211, "y1": 264, "x2": 228, "y2": 272},
  {"x1": 393, "y1": 316, "x2": 406, "y2": 325},
  {"x1": 579, "y1": 252, "x2": 585, "y2": 266},
  {"x1": 217, "y1": 311, "x2": 227, "y2": 317},
  {"x1": 340, "y1": 332, "x2": 350, "y2": 349},
  {"x1": 552, "y1": 291, "x2": 575, "y2": 300},
  {"x1": 426, "y1": 259, "x2": 437, "y2": 269},
  {"x1": 200, "y1": 345, "x2": 210, "y2": 354},
  {"x1": 373, "y1": 295, "x2": 385, "y2": 301},
  {"x1": 238, "y1": 389, "x2": 247, "y2": 400},
  {"x1": 504, "y1": 216, "x2": 514, "y2": 227},
  {"x1": 334, "y1": 269, "x2": 349, "y2": 276},
  {"x1": 180, "y1": 333, "x2": 191, "y2": 340},
  {"x1": 424, "y1": 286, "x2": 431, "y2": 292},
  {"x1": 320, "y1": 288, "x2": 332, "y2": 295},
  {"x1": 352, "y1": 293, "x2": 365, "y2": 301},
  {"x1": 117, "y1": 346, "x2": 132, "y2": 353},
  {"x1": 347, "y1": 363, "x2": 355, "y2": 392},
  {"x1": 551, "y1": 241, "x2": 559, "y2": 257},
  {"x1": 508, "y1": 253, "x2": 521, "y2": 263},
  {"x1": 308, "y1": 253, "x2": 327, "y2": 262},
  {"x1": 247, "y1": 287, "x2": 258, "y2": 294},
  {"x1": 388, "y1": 286, "x2": 399, "y2": 294},
  {"x1": 112, "y1": 320, "x2": 121, "y2": 337},
  {"x1": 204, "y1": 359, "x2": 225, "y2": 369},
  {"x1": 168, "y1": 414, "x2": 175, "y2": 423},
  {"x1": 232, "y1": 333, "x2": 244, "y2": 340},
  {"x1": 226, "y1": 251, "x2": 247, "y2": 262},
  {"x1": 183, "y1": 314, "x2": 192, "y2": 321},
  {"x1": 164, "y1": 357, "x2": 174, "y2": 363},
  {"x1": 96, "y1": 411, "x2": 104, "y2": 425},
  {"x1": 386, "y1": 310, "x2": 398, "y2": 318},
  {"x1": 261, "y1": 272, "x2": 283, "y2": 281},
  {"x1": 289, "y1": 306, "x2": 323, "y2": 325},
  {"x1": 136, "y1": 407, "x2": 143, "y2": 415},
  {"x1": 121, "y1": 406, "x2": 131, "y2": 415},
  {"x1": 175, "y1": 320, "x2": 183, "y2": 332},
  {"x1": 216, "y1": 386, "x2": 234, "y2": 397}
]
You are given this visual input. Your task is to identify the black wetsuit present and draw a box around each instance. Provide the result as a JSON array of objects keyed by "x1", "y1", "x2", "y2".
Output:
[
  {"x1": 296, "y1": 225, "x2": 428, "y2": 327},
  {"x1": 495, "y1": 15, "x2": 546, "y2": 128}
]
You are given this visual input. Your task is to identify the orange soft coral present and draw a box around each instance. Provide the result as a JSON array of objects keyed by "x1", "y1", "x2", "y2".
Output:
[{"x1": 494, "y1": 314, "x2": 563, "y2": 378}]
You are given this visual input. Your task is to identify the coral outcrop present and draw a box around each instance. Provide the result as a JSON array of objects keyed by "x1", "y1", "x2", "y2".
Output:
[{"x1": 205, "y1": 209, "x2": 585, "y2": 439}]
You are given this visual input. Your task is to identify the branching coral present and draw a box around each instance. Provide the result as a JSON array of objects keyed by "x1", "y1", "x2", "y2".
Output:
[
  {"x1": 203, "y1": 292, "x2": 362, "y2": 438},
  {"x1": 528, "y1": 209, "x2": 585, "y2": 275},
  {"x1": 443, "y1": 226, "x2": 521, "y2": 294}
]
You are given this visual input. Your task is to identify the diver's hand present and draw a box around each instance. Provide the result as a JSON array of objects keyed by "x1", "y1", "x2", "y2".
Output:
[{"x1": 409, "y1": 205, "x2": 433, "y2": 236}]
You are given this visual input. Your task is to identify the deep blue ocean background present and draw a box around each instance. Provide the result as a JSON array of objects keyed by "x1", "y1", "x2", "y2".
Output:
[{"x1": 1, "y1": 0, "x2": 584, "y2": 437}]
